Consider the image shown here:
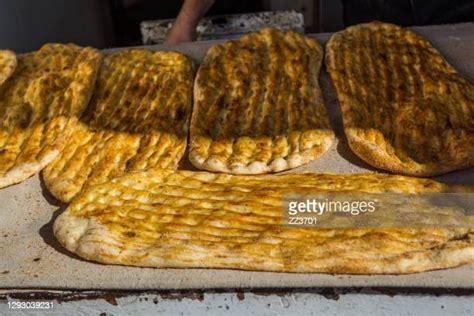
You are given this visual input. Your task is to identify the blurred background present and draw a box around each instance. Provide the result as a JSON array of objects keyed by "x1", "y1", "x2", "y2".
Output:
[{"x1": 0, "y1": 0, "x2": 473, "y2": 52}]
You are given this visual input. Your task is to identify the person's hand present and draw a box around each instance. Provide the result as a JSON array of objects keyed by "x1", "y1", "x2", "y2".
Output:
[
  {"x1": 164, "y1": 19, "x2": 196, "y2": 45},
  {"x1": 164, "y1": 0, "x2": 215, "y2": 45}
]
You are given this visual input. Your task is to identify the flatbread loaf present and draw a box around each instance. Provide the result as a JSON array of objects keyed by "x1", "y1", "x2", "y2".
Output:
[
  {"x1": 0, "y1": 44, "x2": 101, "y2": 188},
  {"x1": 189, "y1": 28, "x2": 334, "y2": 174},
  {"x1": 0, "y1": 50, "x2": 16, "y2": 85},
  {"x1": 55, "y1": 169, "x2": 474, "y2": 274},
  {"x1": 43, "y1": 49, "x2": 193, "y2": 202},
  {"x1": 326, "y1": 22, "x2": 474, "y2": 176}
]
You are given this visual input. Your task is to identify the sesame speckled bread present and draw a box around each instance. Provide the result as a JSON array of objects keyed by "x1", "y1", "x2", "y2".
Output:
[
  {"x1": 0, "y1": 50, "x2": 16, "y2": 85},
  {"x1": 189, "y1": 28, "x2": 334, "y2": 174},
  {"x1": 0, "y1": 44, "x2": 101, "y2": 188},
  {"x1": 42, "y1": 49, "x2": 194, "y2": 202},
  {"x1": 326, "y1": 22, "x2": 474, "y2": 177},
  {"x1": 55, "y1": 169, "x2": 474, "y2": 274}
]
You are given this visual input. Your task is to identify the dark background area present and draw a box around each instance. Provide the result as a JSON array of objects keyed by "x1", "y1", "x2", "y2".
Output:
[{"x1": 0, "y1": 0, "x2": 473, "y2": 52}]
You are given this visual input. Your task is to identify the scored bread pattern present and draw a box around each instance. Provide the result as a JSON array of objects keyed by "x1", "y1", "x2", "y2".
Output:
[
  {"x1": 0, "y1": 44, "x2": 102, "y2": 188},
  {"x1": 43, "y1": 50, "x2": 194, "y2": 202},
  {"x1": 0, "y1": 50, "x2": 17, "y2": 85},
  {"x1": 189, "y1": 28, "x2": 334, "y2": 174},
  {"x1": 55, "y1": 169, "x2": 474, "y2": 274},
  {"x1": 326, "y1": 22, "x2": 474, "y2": 176}
]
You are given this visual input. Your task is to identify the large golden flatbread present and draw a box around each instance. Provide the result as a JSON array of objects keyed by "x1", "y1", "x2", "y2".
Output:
[
  {"x1": 54, "y1": 169, "x2": 474, "y2": 274},
  {"x1": 0, "y1": 44, "x2": 101, "y2": 188},
  {"x1": 326, "y1": 22, "x2": 474, "y2": 176},
  {"x1": 0, "y1": 50, "x2": 16, "y2": 85},
  {"x1": 189, "y1": 28, "x2": 334, "y2": 174},
  {"x1": 43, "y1": 49, "x2": 194, "y2": 202}
]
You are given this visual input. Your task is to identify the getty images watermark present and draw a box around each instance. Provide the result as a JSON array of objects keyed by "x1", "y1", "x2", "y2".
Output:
[
  {"x1": 287, "y1": 197, "x2": 377, "y2": 225},
  {"x1": 283, "y1": 193, "x2": 474, "y2": 228}
]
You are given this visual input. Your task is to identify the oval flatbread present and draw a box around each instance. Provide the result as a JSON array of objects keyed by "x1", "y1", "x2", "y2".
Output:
[
  {"x1": 189, "y1": 28, "x2": 334, "y2": 174},
  {"x1": 42, "y1": 49, "x2": 194, "y2": 202},
  {"x1": 55, "y1": 169, "x2": 474, "y2": 274},
  {"x1": 326, "y1": 22, "x2": 474, "y2": 176},
  {"x1": 0, "y1": 44, "x2": 101, "y2": 188}
]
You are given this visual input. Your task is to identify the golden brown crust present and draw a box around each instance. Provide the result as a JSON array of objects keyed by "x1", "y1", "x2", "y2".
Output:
[
  {"x1": 54, "y1": 169, "x2": 474, "y2": 274},
  {"x1": 42, "y1": 49, "x2": 194, "y2": 202},
  {"x1": 0, "y1": 44, "x2": 102, "y2": 188},
  {"x1": 326, "y1": 22, "x2": 474, "y2": 176},
  {"x1": 0, "y1": 50, "x2": 16, "y2": 85},
  {"x1": 189, "y1": 28, "x2": 334, "y2": 174}
]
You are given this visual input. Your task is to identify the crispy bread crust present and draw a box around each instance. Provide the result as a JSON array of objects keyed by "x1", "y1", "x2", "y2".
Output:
[
  {"x1": 326, "y1": 22, "x2": 474, "y2": 176},
  {"x1": 0, "y1": 44, "x2": 102, "y2": 188},
  {"x1": 189, "y1": 28, "x2": 334, "y2": 174},
  {"x1": 43, "y1": 49, "x2": 194, "y2": 202},
  {"x1": 0, "y1": 50, "x2": 16, "y2": 86},
  {"x1": 55, "y1": 169, "x2": 474, "y2": 274}
]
